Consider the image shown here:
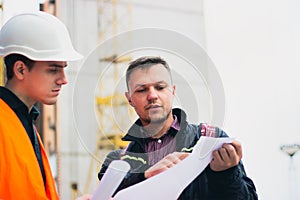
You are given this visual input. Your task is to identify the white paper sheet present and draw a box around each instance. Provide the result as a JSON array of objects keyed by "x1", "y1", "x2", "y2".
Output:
[
  {"x1": 91, "y1": 160, "x2": 130, "y2": 200},
  {"x1": 113, "y1": 136, "x2": 234, "y2": 200}
]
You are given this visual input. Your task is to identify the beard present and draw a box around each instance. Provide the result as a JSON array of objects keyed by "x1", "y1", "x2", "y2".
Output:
[
  {"x1": 141, "y1": 108, "x2": 172, "y2": 126},
  {"x1": 139, "y1": 108, "x2": 173, "y2": 138}
]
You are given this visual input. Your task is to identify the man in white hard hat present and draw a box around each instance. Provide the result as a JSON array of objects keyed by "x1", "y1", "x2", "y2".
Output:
[{"x1": 0, "y1": 12, "x2": 90, "y2": 200}]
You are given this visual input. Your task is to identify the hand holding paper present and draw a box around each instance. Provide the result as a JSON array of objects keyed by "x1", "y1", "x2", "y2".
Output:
[
  {"x1": 210, "y1": 140, "x2": 242, "y2": 171},
  {"x1": 113, "y1": 136, "x2": 234, "y2": 200}
]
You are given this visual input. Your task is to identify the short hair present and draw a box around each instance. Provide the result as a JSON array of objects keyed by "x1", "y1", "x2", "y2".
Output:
[
  {"x1": 4, "y1": 54, "x2": 35, "y2": 80},
  {"x1": 125, "y1": 56, "x2": 172, "y2": 89}
]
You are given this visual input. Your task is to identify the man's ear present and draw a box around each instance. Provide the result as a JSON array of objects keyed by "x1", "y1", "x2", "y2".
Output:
[
  {"x1": 13, "y1": 61, "x2": 27, "y2": 80},
  {"x1": 125, "y1": 91, "x2": 134, "y2": 107},
  {"x1": 172, "y1": 85, "x2": 176, "y2": 95}
]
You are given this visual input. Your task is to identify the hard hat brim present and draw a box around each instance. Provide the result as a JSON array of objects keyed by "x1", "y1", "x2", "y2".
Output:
[{"x1": 0, "y1": 45, "x2": 83, "y2": 61}]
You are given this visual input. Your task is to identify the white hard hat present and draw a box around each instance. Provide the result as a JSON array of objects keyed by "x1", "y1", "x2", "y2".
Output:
[{"x1": 0, "y1": 11, "x2": 83, "y2": 61}]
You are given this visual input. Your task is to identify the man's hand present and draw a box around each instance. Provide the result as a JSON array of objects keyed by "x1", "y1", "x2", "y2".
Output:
[
  {"x1": 145, "y1": 152, "x2": 189, "y2": 179},
  {"x1": 210, "y1": 140, "x2": 243, "y2": 172}
]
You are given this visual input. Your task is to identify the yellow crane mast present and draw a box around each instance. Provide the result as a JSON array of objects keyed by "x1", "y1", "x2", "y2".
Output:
[{"x1": 82, "y1": 0, "x2": 134, "y2": 193}]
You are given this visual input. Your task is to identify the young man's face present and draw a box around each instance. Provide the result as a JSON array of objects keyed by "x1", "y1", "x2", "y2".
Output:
[
  {"x1": 22, "y1": 61, "x2": 68, "y2": 106},
  {"x1": 125, "y1": 64, "x2": 175, "y2": 126}
]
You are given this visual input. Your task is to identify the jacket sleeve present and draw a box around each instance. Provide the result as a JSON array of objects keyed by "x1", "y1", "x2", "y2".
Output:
[
  {"x1": 98, "y1": 150, "x2": 121, "y2": 181},
  {"x1": 98, "y1": 149, "x2": 148, "y2": 196},
  {"x1": 206, "y1": 162, "x2": 258, "y2": 200}
]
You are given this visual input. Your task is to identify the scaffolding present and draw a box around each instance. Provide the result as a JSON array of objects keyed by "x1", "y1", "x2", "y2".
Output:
[
  {"x1": 82, "y1": 0, "x2": 135, "y2": 193},
  {"x1": 96, "y1": 0, "x2": 134, "y2": 151}
]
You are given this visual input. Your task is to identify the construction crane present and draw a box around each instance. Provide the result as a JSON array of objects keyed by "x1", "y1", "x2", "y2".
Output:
[
  {"x1": 96, "y1": 92, "x2": 132, "y2": 149},
  {"x1": 82, "y1": 0, "x2": 134, "y2": 193},
  {"x1": 96, "y1": 0, "x2": 133, "y2": 151}
]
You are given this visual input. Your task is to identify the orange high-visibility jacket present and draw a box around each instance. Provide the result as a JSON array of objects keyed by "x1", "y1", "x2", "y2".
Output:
[{"x1": 0, "y1": 99, "x2": 59, "y2": 200}]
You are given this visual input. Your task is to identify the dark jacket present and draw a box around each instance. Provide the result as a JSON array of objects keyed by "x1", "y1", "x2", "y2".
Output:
[{"x1": 98, "y1": 108, "x2": 258, "y2": 200}]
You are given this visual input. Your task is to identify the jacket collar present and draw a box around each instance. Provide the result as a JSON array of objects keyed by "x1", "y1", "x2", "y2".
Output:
[
  {"x1": 122, "y1": 108, "x2": 187, "y2": 143},
  {"x1": 0, "y1": 86, "x2": 39, "y2": 120}
]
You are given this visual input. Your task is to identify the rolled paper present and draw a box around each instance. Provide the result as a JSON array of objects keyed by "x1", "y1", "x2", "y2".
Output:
[{"x1": 92, "y1": 160, "x2": 130, "y2": 200}]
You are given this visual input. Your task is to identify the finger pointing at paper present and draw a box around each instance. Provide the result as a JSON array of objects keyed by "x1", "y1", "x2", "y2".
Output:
[{"x1": 209, "y1": 140, "x2": 243, "y2": 172}]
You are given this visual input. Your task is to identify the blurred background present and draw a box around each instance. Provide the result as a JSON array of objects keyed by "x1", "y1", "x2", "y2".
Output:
[{"x1": 1, "y1": 0, "x2": 300, "y2": 199}]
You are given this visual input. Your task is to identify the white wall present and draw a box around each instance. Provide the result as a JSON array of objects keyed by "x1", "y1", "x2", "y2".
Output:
[
  {"x1": 2, "y1": 0, "x2": 39, "y2": 23},
  {"x1": 204, "y1": 0, "x2": 300, "y2": 199}
]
